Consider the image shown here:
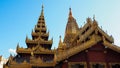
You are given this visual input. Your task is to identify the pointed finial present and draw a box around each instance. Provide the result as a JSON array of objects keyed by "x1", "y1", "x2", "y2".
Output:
[
  {"x1": 26, "y1": 35, "x2": 28, "y2": 38},
  {"x1": 52, "y1": 37, "x2": 53, "y2": 41},
  {"x1": 93, "y1": 14, "x2": 98, "y2": 26},
  {"x1": 101, "y1": 26, "x2": 102, "y2": 29},
  {"x1": 59, "y1": 35, "x2": 61, "y2": 39},
  {"x1": 26, "y1": 35, "x2": 28, "y2": 41},
  {"x1": 69, "y1": 7, "x2": 71, "y2": 11},
  {"x1": 17, "y1": 43, "x2": 19, "y2": 49},
  {"x1": 17, "y1": 43, "x2": 19, "y2": 46},
  {"x1": 87, "y1": 17, "x2": 92, "y2": 24},
  {"x1": 42, "y1": 4, "x2": 44, "y2": 9},
  {"x1": 84, "y1": 21, "x2": 85, "y2": 24},
  {"x1": 69, "y1": 7, "x2": 72, "y2": 17},
  {"x1": 41, "y1": 4, "x2": 44, "y2": 16},
  {"x1": 32, "y1": 29, "x2": 34, "y2": 33},
  {"x1": 10, "y1": 54, "x2": 12, "y2": 57},
  {"x1": 59, "y1": 35, "x2": 63, "y2": 42},
  {"x1": 68, "y1": 7, "x2": 74, "y2": 21},
  {"x1": 59, "y1": 35, "x2": 63, "y2": 46},
  {"x1": 93, "y1": 14, "x2": 95, "y2": 20}
]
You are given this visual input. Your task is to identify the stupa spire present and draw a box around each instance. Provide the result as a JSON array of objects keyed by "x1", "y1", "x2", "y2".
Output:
[
  {"x1": 69, "y1": 8, "x2": 72, "y2": 17},
  {"x1": 41, "y1": 4, "x2": 44, "y2": 16},
  {"x1": 64, "y1": 8, "x2": 79, "y2": 46},
  {"x1": 26, "y1": 5, "x2": 52, "y2": 49},
  {"x1": 59, "y1": 35, "x2": 62, "y2": 44},
  {"x1": 93, "y1": 14, "x2": 95, "y2": 21},
  {"x1": 68, "y1": 8, "x2": 73, "y2": 20}
]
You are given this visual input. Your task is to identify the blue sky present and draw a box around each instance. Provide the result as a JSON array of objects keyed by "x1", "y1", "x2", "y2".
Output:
[{"x1": 0, "y1": 0, "x2": 120, "y2": 58}]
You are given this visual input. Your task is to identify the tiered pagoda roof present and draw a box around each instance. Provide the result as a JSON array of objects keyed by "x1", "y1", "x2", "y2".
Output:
[
  {"x1": 25, "y1": 5, "x2": 53, "y2": 49},
  {"x1": 4, "y1": 6, "x2": 56, "y2": 68}
]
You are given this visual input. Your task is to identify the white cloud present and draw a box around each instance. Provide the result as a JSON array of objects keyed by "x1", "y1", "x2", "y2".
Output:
[{"x1": 8, "y1": 49, "x2": 16, "y2": 55}]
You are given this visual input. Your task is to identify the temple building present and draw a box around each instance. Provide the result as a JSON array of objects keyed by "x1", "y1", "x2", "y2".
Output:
[
  {"x1": 4, "y1": 5, "x2": 120, "y2": 68},
  {"x1": 0, "y1": 56, "x2": 8, "y2": 68}
]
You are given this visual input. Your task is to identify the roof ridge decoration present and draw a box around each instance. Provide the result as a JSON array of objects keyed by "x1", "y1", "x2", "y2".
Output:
[
  {"x1": 71, "y1": 18, "x2": 114, "y2": 45},
  {"x1": 57, "y1": 16, "x2": 119, "y2": 62}
]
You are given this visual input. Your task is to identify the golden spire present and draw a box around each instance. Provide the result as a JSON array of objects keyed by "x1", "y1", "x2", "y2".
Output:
[
  {"x1": 58, "y1": 35, "x2": 62, "y2": 48},
  {"x1": 68, "y1": 8, "x2": 73, "y2": 20},
  {"x1": 93, "y1": 14, "x2": 96, "y2": 21},
  {"x1": 25, "y1": 35, "x2": 28, "y2": 41},
  {"x1": 41, "y1": 4, "x2": 44, "y2": 16},
  {"x1": 31, "y1": 29, "x2": 34, "y2": 34},
  {"x1": 64, "y1": 7, "x2": 79, "y2": 45},
  {"x1": 69, "y1": 8, "x2": 72, "y2": 17},
  {"x1": 17, "y1": 43, "x2": 19, "y2": 50},
  {"x1": 59, "y1": 35, "x2": 62, "y2": 44}
]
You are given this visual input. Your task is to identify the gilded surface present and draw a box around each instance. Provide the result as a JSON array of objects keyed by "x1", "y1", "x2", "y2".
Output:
[{"x1": 4, "y1": 5, "x2": 120, "y2": 68}]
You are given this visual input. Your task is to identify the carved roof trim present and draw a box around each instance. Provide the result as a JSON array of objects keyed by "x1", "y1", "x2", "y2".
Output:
[
  {"x1": 97, "y1": 26, "x2": 114, "y2": 43},
  {"x1": 57, "y1": 33, "x2": 120, "y2": 62},
  {"x1": 32, "y1": 32, "x2": 49, "y2": 37},
  {"x1": 103, "y1": 39, "x2": 120, "y2": 53},
  {"x1": 71, "y1": 22, "x2": 92, "y2": 43},
  {"x1": 57, "y1": 35, "x2": 102, "y2": 62},
  {"x1": 26, "y1": 38, "x2": 53, "y2": 45},
  {"x1": 72, "y1": 21, "x2": 114, "y2": 44},
  {"x1": 17, "y1": 46, "x2": 55, "y2": 54}
]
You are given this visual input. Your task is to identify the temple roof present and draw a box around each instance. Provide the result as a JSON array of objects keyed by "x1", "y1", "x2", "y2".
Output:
[
  {"x1": 57, "y1": 17, "x2": 119, "y2": 62},
  {"x1": 32, "y1": 31, "x2": 49, "y2": 38},
  {"x1": 26, "y1": 36, "x2": 53, "y2": 45},
  {"x1": 17, "y1": 45, "x2": 55, "y2": 54},
  {"x1": 56, "y1": 33, "x2": 120, "y2": 62},
  {"x1": 4, "y1": 6, "x2": 120, "y2": 68},
  {"x1": 71, "y1": 17, "x2": 114, "y2": 45}
]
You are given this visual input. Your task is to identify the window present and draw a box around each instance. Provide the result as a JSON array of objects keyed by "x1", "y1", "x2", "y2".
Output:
[
  {"x1": 92, "y1": 64, "x2": 105, "y2": 68},
  {"x1": 71, "y1": 64, "x2": 84, "y2": 68},
  {"x1": 68, "y1": 62, "x2": 87, "y2": 68},
  {"x1": 90, "y1": 62, "x2": 106, "y2": 68},
  {"x1": 109, "y1": 63, "x2": 120, "y2": 68}
]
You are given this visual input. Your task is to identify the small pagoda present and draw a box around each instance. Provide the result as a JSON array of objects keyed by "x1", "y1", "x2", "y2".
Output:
[{"x1": 4, "y1": 5, "x2": 56, "y2": 68}]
